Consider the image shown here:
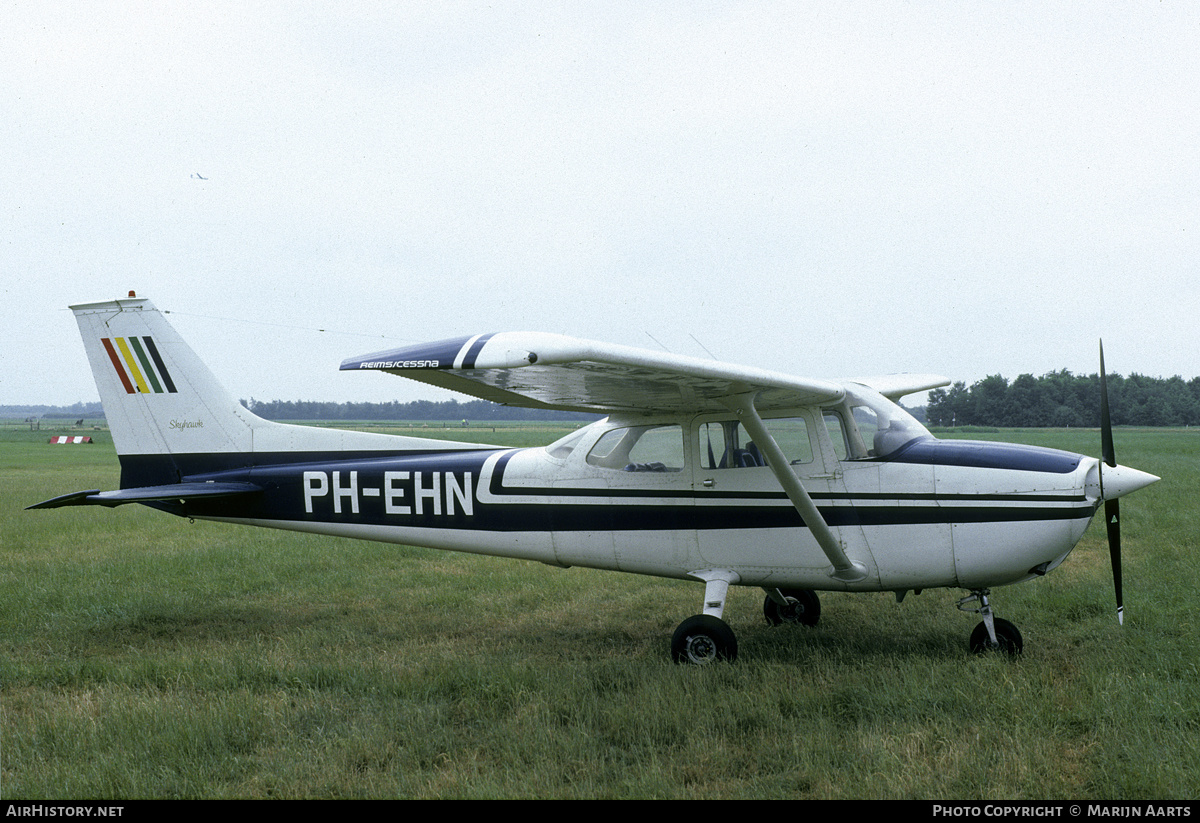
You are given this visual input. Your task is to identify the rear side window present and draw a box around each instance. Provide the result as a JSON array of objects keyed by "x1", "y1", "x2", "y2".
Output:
[
  {"x1": 587, "y1": 425, "x2": 684, "y2": 472},
  {"x1": 546, "y1": 426, "x2": 590, "y2": 459}
]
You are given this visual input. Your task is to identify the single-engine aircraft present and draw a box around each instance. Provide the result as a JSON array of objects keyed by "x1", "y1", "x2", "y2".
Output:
[{"x1": 31, "y1": 296, "x2": 1159, "y2": 664}]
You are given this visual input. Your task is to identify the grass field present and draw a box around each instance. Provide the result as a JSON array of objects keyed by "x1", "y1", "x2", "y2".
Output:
[{"x1": 2, "y1": 421, "x2": 1197, "y2": 799}]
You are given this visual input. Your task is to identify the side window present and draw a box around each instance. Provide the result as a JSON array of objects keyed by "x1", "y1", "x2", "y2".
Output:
[
  {"x1": 823, "y1": 411, "x2": 849, "y2": 460},
  {"x1": 851, "y1": 405, "x2": 880, "y2": 456},
  {"x1": 766, "y1": 416, "x2": 813, "y2": 465},
  {"x1": 699, "y1": 421, "x2": 763, "y2": 469},
  {"x1": 698, "y1": 417, "x2": 813, "y2": 468},
  {"x1": 587, "y1": 425, "x2": 684, "y2": 472},
  {"x1": 825, "y1": 407, "x2": 876, "y2": 460},
  {"x1": 546, "y1": 426, "x2": 589, "y2": 460}
]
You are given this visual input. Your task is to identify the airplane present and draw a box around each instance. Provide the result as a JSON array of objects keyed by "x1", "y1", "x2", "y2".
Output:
[{"x1": 29, "y1": 296, "x2": 1160, "y2": 664}]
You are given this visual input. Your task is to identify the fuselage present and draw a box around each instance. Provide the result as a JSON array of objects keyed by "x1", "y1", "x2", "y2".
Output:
[{"x1": 147, "y1": 402, "x2": 1102, "y2": 596}]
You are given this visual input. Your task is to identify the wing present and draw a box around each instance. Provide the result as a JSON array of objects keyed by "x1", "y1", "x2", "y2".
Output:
[
  {"x1": 852, "y1": 373, "x2": 950, "y2": 402},
  {"x1": 340, "y1": 332, "x2": 845, "y2": 415}
]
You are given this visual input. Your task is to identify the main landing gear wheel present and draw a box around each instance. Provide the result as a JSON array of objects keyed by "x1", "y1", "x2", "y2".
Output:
[
  {"x1": 671, "y1": 615, "x2": 738, "y2": 665},
  {"x1": 763, "y1": 589, "x2": 821, "y2": 627},
  {"x1": 969, "y1": 617, "x2": 1024, "y2": 656}
]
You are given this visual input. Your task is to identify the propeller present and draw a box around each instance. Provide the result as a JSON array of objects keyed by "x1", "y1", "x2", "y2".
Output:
[{"x1": 1099, "y1": 341, "x2": 1123, "y2": 625}]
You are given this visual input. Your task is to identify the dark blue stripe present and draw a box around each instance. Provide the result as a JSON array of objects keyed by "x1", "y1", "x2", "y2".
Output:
[
  {"x1": 460, "y1": 333, "x2": 495, "y2": 369},
  {"x1": 883, "y1": 438, "x2": 1083, "y2": 473},
  {"x1": 169, "y1": 494, "x2": 1094, "y2": 532},
  {"x1": 339, "y1": 335, "x2": 482, "y2": 371},
  {"x1": 118, "y1": 449, "x2": 500, "y2": 488}
]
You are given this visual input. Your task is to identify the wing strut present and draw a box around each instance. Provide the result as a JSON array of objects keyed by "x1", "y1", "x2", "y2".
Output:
[{"x1": 722, "y1": 393, "x2": 868, "y2": 583}]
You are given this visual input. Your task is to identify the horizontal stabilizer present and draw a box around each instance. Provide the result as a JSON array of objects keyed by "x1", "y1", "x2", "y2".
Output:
[{"x1": 27, "y1": 481, "x2": 263, "y2": 510}]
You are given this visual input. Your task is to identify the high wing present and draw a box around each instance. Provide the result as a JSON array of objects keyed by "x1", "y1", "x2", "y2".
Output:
[
  {"x1": 852, "y1": 374, "x2": 951, "y2": 402},
  {"x1": 341, "y1": 332, "x2": 846, "y2": 414}
]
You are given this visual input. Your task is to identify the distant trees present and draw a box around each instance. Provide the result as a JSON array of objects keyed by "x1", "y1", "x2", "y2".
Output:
[{"x1": 926, "y1": 371, "x2": 1200, "y2": 427}]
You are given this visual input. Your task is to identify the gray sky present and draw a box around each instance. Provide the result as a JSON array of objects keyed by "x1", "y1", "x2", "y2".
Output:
[{"x1": 3, "y1": 2, "x2": 1198, "y2": 407}]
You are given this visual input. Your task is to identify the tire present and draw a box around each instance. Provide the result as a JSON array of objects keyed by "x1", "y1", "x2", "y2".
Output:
[
  {"x1": 763, "y1": 589, "x2": 821, "y2": 627},
  {"x1": 969, "y1": 617, "x2": 1023, "y2": 656},
  {"x1": 671, "y1": 615, "x2": 738, "y2": 664}
]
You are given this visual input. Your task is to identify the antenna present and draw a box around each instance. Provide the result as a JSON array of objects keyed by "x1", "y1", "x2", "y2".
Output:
[
  {"x1": 644, "y1": 332, "x2": 671, "y2": 353},
  {"x1": 689, "y1": 333, "x2": 717, "y2": 360}
]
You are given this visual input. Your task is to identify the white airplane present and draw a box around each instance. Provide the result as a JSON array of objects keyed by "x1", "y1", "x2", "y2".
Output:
[{"x1": 31, "y1": 296, "x2": 1159, "y2": 664}]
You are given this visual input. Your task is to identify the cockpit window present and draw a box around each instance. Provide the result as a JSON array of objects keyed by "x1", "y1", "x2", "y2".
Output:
[
  {"x1": 822, "y1": 411, "x2": 850, "y2": 460},
  {"x1": 852, "y1": 404, "x2": 879, "y2": 446},
  {"x1": 766, "y1": 417, "x2": 814, "y2": 465},
  {"x1": 587, "y1": 424, "x2": 684, "y2": 472},
  {"x1": 828, "y1": 384, "x2": 931, "y2": 459}
]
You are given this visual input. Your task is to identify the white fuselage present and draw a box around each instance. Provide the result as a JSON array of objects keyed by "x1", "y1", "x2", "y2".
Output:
[{"x1": 201, "y1": 410, "x2": 1100, "y2": 596}]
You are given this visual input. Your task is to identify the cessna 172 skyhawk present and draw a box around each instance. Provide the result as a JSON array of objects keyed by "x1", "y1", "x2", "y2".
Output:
[{"x1": 31, "y1": 296, "x2": 1158, "y2": 664}]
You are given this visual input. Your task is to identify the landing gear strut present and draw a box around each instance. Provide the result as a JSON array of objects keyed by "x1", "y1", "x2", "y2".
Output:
[{"x1": 958, "y1": 589, "x2": 1023, "y2": 655}]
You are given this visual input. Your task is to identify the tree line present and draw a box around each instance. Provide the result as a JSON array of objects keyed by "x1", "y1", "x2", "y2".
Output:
[{"x1": 925, "y1": 371, "x2": 1200, "y2": 428}]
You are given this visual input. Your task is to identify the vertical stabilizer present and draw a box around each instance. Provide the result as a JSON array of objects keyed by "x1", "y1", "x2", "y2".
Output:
[
  {"x1": 72, "y1": 298, "x2": 262, "y2": 459},
  {"x1": 71, "y1": 297, "x2": 495, "y2": 490}
]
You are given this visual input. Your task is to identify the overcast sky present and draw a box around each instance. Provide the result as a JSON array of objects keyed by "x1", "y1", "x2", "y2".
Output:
[{"x1": 3, "y1": 2, "x2": 1198, "y2": 407}]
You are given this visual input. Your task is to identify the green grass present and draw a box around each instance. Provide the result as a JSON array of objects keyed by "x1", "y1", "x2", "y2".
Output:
[{"x1": 2, "y1": 422, "x2": 1197, "y2": 798}]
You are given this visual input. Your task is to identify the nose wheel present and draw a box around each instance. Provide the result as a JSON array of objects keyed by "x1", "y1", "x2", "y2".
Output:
[
  {"x1": 968, "y1": 617, "x2": 1023, "y2": 655},
  {"x1": 959, "y1": 589, "x2": 1024, "y2": 656}
]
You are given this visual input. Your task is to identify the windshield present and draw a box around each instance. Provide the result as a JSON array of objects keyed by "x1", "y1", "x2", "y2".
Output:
[{"x1": 839, "y1": 384, "x2": 932, "y2": 458}]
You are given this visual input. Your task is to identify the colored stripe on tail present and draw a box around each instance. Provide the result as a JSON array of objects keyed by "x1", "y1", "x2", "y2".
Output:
[{"x1": 101, "y1": 336, "x2": 178, "y2": 394}]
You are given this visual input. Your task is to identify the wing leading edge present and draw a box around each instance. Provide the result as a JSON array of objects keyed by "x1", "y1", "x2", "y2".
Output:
[
  {"x1": 340, "y1": 332, "x2": 847, "y2": 415},
  {"x1": 852, "y1": 374, "x2": 951, "y2": 402}
]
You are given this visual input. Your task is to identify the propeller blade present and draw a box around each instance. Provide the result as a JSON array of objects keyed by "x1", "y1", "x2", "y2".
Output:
[
  {"x1": 1100, "y1": 341, "x2": 1115, "y2": 468},
  {"x1": 1099, "y1": 340, "x2": 1122, "y2": 624},
  {"x1": 1105, "y1": 499, "x2": 1123, "y2": 625}
]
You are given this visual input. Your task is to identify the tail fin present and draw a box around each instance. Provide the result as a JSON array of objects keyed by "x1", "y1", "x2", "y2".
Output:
[
  {"x1": 73, "y1": 297, "x2": 262, "y2": 459},
  {"x1": 71, "y1": 297, "x2": 493, "y2": 490}
]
